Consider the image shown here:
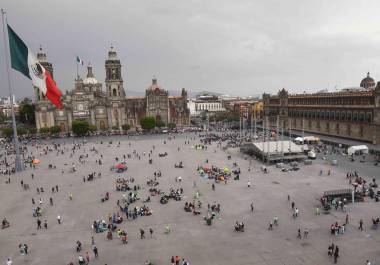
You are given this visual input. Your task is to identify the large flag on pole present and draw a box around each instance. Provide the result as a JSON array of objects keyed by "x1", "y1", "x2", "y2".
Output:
[{"x1": 7, "y1": 24, "x2": 63, "y2": 108}]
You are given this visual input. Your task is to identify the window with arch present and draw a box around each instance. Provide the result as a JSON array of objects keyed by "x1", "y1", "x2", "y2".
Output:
[{"x1": 113, "y1": 88, "x2": 117, "y2": 97}]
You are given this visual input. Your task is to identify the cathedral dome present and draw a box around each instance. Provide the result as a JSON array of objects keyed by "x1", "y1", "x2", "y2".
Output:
[
  {"x1": 83, "y1": 77, "x2": 98, "y2": 85},
  {"x1": 83, "y1": 63, "x2": 98, "y2": 84},
  {"x1": 147, "y1": 78, "x2": 162, "y2": 91},
  {"x1": 360, "y1": 72, "x2": 375, "y2": 88}
]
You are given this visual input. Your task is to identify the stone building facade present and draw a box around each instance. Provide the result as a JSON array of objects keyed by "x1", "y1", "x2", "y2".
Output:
[
  {"x1": 35, "y1": 47, "x2": 190, "y2": 132},
  {"x1": 263, "y1": 73, "x2": 380, "y2": 144}
]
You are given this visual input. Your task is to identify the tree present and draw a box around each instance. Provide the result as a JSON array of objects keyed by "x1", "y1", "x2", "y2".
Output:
[
  {"x1": 89, "y1": 125, "x2": 97, "y2": 132},
  {"x1": 156, "y1": 120, "x2": 165, "y2": 128},
  {"x1": 49, "y1": 125, "x2": 61, "y2": 135},
  {"x1": 140, "y1": 116, "x2": 156, "y2": 131},
  {"x1": 168, "y1": 122, "x2": 176, "y2": 129},
  {"x1": 122, "y1": 124, "x2": 131, "y2": 131},
  {"x1": 72, "y1": 120, "x2": 90, "y2": 136},
  {"x1": 28, "y1": 127, "x2": 37, "y2": 134},
  {"x1": 39, "y1": 127, "x2": 50, "y2": 134},
  {"x1": 112, "y1": 125, "x2": 119, "y2": 130},
  {"x1": 2, "y1": 127, "x2": 28, "y2": 137},
  {"x1": 2, "y1": 127, "x2": 13, "y2": 138},
  {"x1": 18, "y1": 98, "x2": 35, "y2": 126}
]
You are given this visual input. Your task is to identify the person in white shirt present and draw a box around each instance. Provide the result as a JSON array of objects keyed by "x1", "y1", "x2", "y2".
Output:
[{"x1": 6, "y1": 258, "x2": 12, "y2": 265}]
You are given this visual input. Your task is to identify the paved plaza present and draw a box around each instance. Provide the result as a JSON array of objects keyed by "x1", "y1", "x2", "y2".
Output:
[{"x1": 0, "y1": 133, "x2": 379, "y2": 265}]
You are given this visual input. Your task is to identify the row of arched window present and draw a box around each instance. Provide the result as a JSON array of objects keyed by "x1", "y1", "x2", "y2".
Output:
[
  {"x1": 289, "y1": 97, "x2": 372, "y2": 106},
  {"x1": 288, "y1": 109, "x2": 373, "y2": 122}
]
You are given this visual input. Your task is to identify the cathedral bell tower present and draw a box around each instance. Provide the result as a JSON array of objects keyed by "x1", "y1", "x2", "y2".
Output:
[
  {"x1": 105, "y1": 46, "x2": 125, "y2": 98},
  {"x1": 35, "y1": 46, "x2": 56, "y2": 131},
  {"x1": 35, "y1": 46, "x2": 54, "y2": 102},
  {"x1": 105, "y1": 46, "x2": 126, "y2": 129}
]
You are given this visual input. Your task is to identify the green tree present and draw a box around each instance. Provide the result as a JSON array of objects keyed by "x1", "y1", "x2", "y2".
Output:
[
  {"x1": 89, "y1": 125, "x2": 97, "y2": 132},
  {"x1": 0, "y1": 112, "x2": 9, "y2": 123},
  {"x1": 39, "y1": 127, "x2": 50, "y2": 134},
  {"x1": 156, "y1": 120, "x2": 165, "y2": 128},
  {"x1": 49, "y1": 125, "x2": 61, "y2": 135},
  {"x1": 18, "y1": 98, "x2": 36, "y2": 125},
  {"x1": 122, "y1": 124, "x2": 131, "y2": 131},
  {"x1": 2, "y1": 127, "x2": 13, "y2": 138},
  {"x1": 1, "y1": 127, "x2": 28, "y2": 137},
  {"x1": 28, "y1": 127, "x2": 37, "y2": 134},
  {"x1": 140, "y1": 116, "x2": 156, "y2": 130},
  {"x1": 112, "y1": 125, "x2": 119, "y2": 130},
  {"x1": 72, "y1": 120, "x2": 90, "y2": 136}
]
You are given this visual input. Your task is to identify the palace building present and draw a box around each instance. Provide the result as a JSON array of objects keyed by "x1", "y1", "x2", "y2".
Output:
[
  {"x1": 263, "y1": 73, "x2": 380, "y2": 144},
  {"x1": 34, "y1": 46, "x2": 190, "y2": 132}
]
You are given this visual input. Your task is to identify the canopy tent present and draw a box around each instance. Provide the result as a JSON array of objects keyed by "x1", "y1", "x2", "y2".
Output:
[
  {"x1": 114, "y1": 163, "x2": 127, "y2": 169},
  {"x1": 303, "y1": 136, "x2": 320, "y2": 142},
  {"x1": 347, "y1": 145, "x2": 369, "y2": 156},
  {"x1": 294, "y1": 137, "x2": 304, "y2": 144}
]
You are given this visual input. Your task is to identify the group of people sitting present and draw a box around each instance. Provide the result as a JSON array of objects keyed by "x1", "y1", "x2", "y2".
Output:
[
  {"x1": 184, "y1": 201, "x2": 201, "y2": 215},
  {"x1": 1, "y1": 217, "x2": 10, "y2": 229},
  {"x1": 121, "y1": 192, "x2": 140, "y2": 204},
  {"x1": 33, "y1": 207, "x2": 43, "y2": 217},
  {"x1": 235, "y1": 221, "x2": 245, "y2": 232},
  {"x1": 115, "y1": 177, "x2": 135, "y2": 191}
]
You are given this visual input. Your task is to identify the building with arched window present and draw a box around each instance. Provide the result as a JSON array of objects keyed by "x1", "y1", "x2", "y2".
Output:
[{"x1": 263, "y1": 73, "x2": 380, "y2": 144}]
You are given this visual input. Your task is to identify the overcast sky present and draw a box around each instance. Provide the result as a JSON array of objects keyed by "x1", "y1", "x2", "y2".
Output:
[{"x1": 1, "y1": 0, "x2": 380, "y2": 100}]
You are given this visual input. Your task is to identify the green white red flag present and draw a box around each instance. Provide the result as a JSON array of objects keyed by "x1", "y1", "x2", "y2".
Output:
[{"x1": 7, "y1": 24, "x2": 63, "y2": 108}]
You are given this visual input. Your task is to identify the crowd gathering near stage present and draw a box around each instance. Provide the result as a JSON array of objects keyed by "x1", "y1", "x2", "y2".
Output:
[{"x1": 0, "y1": 130, "x2": 379, "y2": 265}]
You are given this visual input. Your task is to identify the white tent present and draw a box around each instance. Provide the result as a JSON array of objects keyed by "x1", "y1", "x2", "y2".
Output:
[
  {"x1": 347, "y1": 145, "x2": 369, "y2": 156},
  {"x1": 294, "y1": 137, "x2": 304, "y2": 144},
  {"x1": 303, "y1": 136, "x2": 320, "y2": 142}
]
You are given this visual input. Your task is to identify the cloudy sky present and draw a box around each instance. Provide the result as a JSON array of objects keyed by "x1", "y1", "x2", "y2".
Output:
[{"x1": 1, "y1": 0, "x2": 380, "y2": 100}]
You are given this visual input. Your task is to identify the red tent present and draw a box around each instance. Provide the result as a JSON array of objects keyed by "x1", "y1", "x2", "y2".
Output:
[{"x1": 115, "y1": 163, "x2": 127, "y2": 169}]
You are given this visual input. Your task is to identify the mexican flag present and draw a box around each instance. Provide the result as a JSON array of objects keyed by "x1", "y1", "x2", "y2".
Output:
[{"x1": 7, "y1": 24, "x2": 63, "y2": 108}]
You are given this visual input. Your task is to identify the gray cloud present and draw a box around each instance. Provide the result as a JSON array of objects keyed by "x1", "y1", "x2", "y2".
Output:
[{"x1": 1, "y1": 0, "x2": 380, "y2": 100}]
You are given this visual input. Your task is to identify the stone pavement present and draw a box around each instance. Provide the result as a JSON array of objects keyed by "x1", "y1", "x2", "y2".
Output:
[{"x1": 0, "y1": 134, "x2": 379, "y2": 265}]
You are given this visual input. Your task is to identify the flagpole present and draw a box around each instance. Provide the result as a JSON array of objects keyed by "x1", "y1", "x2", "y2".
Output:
[{"x1": 1, "y1": 9, "x2": 23, "y2": 172}]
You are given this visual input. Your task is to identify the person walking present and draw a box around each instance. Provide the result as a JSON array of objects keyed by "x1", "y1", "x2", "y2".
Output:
[
  {"x1": 250, "y1": 203, "x2": 254, "y2": 212},
  {"x1": 37, "y1": 219, "x2": 42, "y2": 229},
  {"x1": 297, "y1": 229, "x2": 302, "y2": 239},
  {"x1": 85, "y1": 251, "x2": 90, "y2": 263},
  {"x1": 149, "y1": 228, "x2": 153, "y2": 238},
  {"x1": 140, "y1": 229, "x2": 145, "y2": 239},
  {"x1": 333, "y1": 246, "x2": 339, "y2": 263},
  {"x1": 44, "y1": 220, "x2": 48, "y2": 229},
  {"x1": 345, "y1": 214, "x2": 349, "y2": 224},
  {"x1": 93, "y1": 245, "x2": 98, "y2": 258},
  {"x1": 359, "y1": 219, "x2": 363, "y2": 230},
  {"x1": 303, "y1": 228, "x2": 309, "y2": 238},
  {"x1": 57, "y1": 215, "x2": 61, "y2": 224}
]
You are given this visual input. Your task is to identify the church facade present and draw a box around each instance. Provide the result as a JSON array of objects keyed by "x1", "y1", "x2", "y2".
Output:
[{"x1": 34, "y1": 47, "x2": 190, "y2": 132}]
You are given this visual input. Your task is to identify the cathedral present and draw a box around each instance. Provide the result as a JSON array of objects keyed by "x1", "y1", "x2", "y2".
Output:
[{"x1": 34, "y1": 46, "x2": 190, "y2": 132}]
